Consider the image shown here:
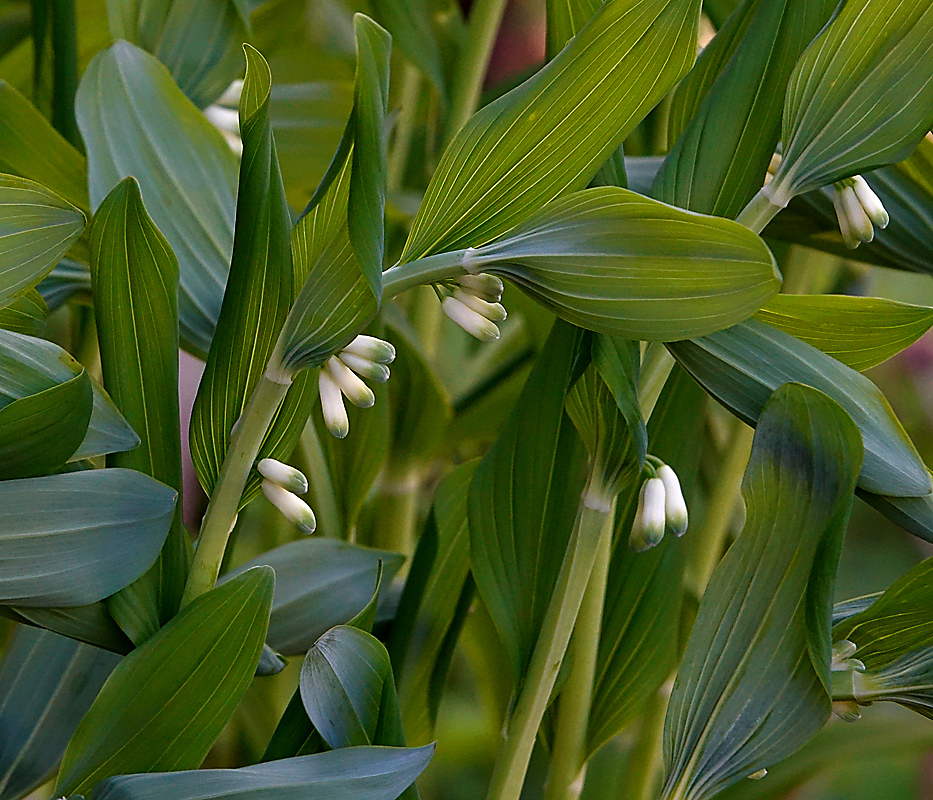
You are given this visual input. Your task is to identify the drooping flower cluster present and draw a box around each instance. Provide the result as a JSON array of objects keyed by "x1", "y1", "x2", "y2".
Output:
[
  {"x1": 629, "y1": 458, "x2": 688, "y2": 552},
  {"x1": 441, "y1": 273, "x2": 507, "y2": 342},
  {"x1": 257, "y1": 457, "x2": 316, "y2": 534},
  {"x1": 318, "y1": 335, "x2": 396, "y2": 439},
  {"x1": 832, "y1": 175, "x2": 889, "y2": 249}
]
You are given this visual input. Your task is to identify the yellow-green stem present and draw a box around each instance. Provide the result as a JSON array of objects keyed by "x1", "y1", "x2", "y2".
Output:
[
  {"x1": 619, "y1": 687, "x2": 671, "y2": 800},
  {"x1": 735, "y1": 185, "x2": 786, "y2": 234},
  {"x1": 295, "y1": 418, "x2": 343, "y2": 539},
  {"x1": 372, "y1": 466, "x2": 421, "y2": 557},
  {"x1": 387, "y1": 63, "x2": 422, "y2": 194}
]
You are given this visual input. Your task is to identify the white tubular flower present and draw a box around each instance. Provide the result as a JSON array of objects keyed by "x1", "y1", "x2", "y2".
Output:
[
  {"x1": 338, "y1": 352, "x2": 391, "y2": 383},
  {"x1": 453, "y1": 288, "x2": 507, "y2": 322},
  {"x1": 657, "y1": 464, "x2": 688, "y2": 537},
  {"x1": 833, "y1": 180, "x2": 875, "y2": 248},
  {"x1": 203, "y1": 104, "x2": 239, "y2": 134},
  {"x1": 218, "y1": 79, "x2": 244, "y2": 107},
  {"x1": 630, "y1": 477, "x2": 667, "y2": 552},
  {"x1": 457, "y1": 273, "x2": 504, "y2": 303},
  {"x1": 852, "y1": 175, "x2": 889, "y2": 228},
  {"x1": 262, "y1": 480, "x2": 317, "y2": 534},
  {"x1": 831, "y1": 639, "x2": 866, "y2": 673},
  {"x1": 319, "y1": 369, "x2": 349, "y2": 438},
  {"x1": 748, "y1": 769, "x2": 767, "y2": 781},
  {"x1": 341, "y1": 334, "x2": 396, "y2": 364},
  {"x1": 257, "y1": 458, "x2": 309, "y2": 495},
  {"x1": 325, "y1": 356, "x2": 375, "y2": 408},
  {"x1": 442, "y1": 295, "x2": 501, "y2": 342},
  {"x1": 832, "y1": 189, "x2": 859, "y2": 250}
]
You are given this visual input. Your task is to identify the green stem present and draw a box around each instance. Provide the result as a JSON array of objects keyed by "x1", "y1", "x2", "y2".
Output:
[
  {"x1": 382, "y1": 250, "x2": 468, "y2": 297},
  {"x1": 543, "y1": 497, "x2": 616, "y2": 800},
  {"x1": 619, "y1": 687, "x2": 670, "y2": 800},
  {"x1": 387, "y1": 63, "x2": 422, "y2": 194},
  {"x1": 181, "y1": 373, "x2": 290, "y2": 607},
  {"x1": 372, "y1": 465, "x2": 421, "y2": 556},
  {"x1": 295, "y1": 418, "x2": 343, "y2": 539},
  {"x1": 734, "y1": 185, "x2": 786, "y2": 235},
  {"x1": 50, "y1": 0, "x2": 79, "y2": 148},
  {"x1": 445, "y1": 0, "x2": 509, "y2": 142},
  {"x1": 485, "y1": 477, "x2": 616, "y2": 800},
  {"x1": 638, "y1": 343, "x2": 675, "y2": 419}
]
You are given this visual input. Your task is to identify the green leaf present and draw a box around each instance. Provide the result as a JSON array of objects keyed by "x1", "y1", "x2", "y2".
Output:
[
  {"x1": 0, "y1": 369, "x2": 92, "y2": 479},
  {"x1": 771, "y1": 0, "x2": 933, "y2": 200},
  {"x1": 0, "y1": 468, "x2": 176, "y2": 608},
  {"x1": 545, "y1": 0, "x2": 601, "y2": 58},
  {"x1": 0, "y1": 627, "x2": 118, "y2": 800},
  {"x1": 0, "y1": 173, "x2": 85, "y2": 310},
  {"x1": 88, "y1": 745, "x2": 435, "y2": 800},
  {"x1": 0, "y1": 80, "x2": 89, "y2": 212},
  {"x1": 105, "y1": 0, "x2": 250, "y2": 108},
  {"x1": 858, "y1": 482, "x2": 933, "y2": 545},
  {"x1": 754, "y1": 295, "x2": 933, "y2": 372},
  {"x1": 0, "y1": 328, "x2": 138, "y2": 461},
  {"x1": 469, "y1": 320, "x2": 589, "y2": 682},
  {"x1": 399, "y1": 0, "x2": 701, "y2": 262},
  {"x1": 90, "y1": 177, "x2": 190, "y2": 645},
  {"x1": 661, "y1": 383, "x2": 862, "y2": 800},
  {"x1": 0, "y1": 288, "x2": 47, "y2": 336},
  {"x1": 465, "y1": 188, "x2": 780, "y2": 341},
  {"x1": 668, "y1": 319, "x2": 931, "y2": 497},
  {"x1": 3, "y1": 602, "x2": 133, "y2": 654},
  {"x1": 190, "y1": 44, "x2": 315, "y2": 504},
  {"x1": 369, "y1": 0, "x2": 444, "y2": 97},
  {"x1": 76, "y1": 40, "x2": 238, "y2": 358},
  {"x1": 56, "y1": 567, "x2": 274, "y2": 798},
  {"x1": 225, "y1": 538, "x2": 403, "y2": 656},
  {"x1": 653, "y1": 0, "x2": 836, "y2": 217},
  {"x1": 591, "y1": 334, "x2": 647, "y2": 467}
]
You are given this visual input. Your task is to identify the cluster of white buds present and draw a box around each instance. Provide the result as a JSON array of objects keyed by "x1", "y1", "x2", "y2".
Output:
[
  {"x1": 257, "y1": 458, "x2": 316, "y2": 534},
  {"x1": 830, "y1": 639, "x2": 867, "y2": 722},
  {"x1": 629, "y1": 457, "x2": 688, "y2": 552},
  {"x1": 441, "y1": 273, "x2": 507, "y2": 342},
  {"x1": 319, "y1": 335, "x2": 396, "y2": 439},
  {"x1": 204, "y1": 79, "x2": 243, "y2": 155},
  {"x1": 832, "y1": 176, "x2": 889, "y2": 249}
]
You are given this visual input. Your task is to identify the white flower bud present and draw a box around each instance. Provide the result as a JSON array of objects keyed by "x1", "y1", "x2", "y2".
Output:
[
  {"x1": 453, "y1": 288, "x2": 507, "y2": 322},
  {"x1": 257, "y1": 458, "x2": 309, "y2": 494},
  {"x1": 748, "y1": 769, "x2": 767, "y2": 781},
  {"x1": 832, "y1": 188, "x2": 861, "y2": 250},
  {"x1": 442, "y1": 296, "x2": 500, "y2": 342},
  {"x1": 832, "y1": 639, "x2": 858, "y2": 664},
  {"x1": 204, "y1": 104, "x2": 240, "y2": 135},
  {"x1": 840, "y1": 184, "x2": 874, "y2": 244},
  {"x1": 319, "y1": 369, "x2": 349, "y2": 438},
  {"x1": 832, "y1": 700, "x2": 862, "y2": 722},
  {"x1": 852, "y1": 175, "x2": 889, "y2": 229},
  {"x1": 341, "y1": 335, "x2": 396, "y2": 364},
  {"x1": 657, "y1": 465, "x2": 688, "y2": 536},
  {"x1": 325, "y1": 356, "x2": 375, "y2": 408},
  {"x1": 218, "y1": 79, "x2": 244, "y2": 107},
  {"x1": 262, "y1": 480, "x2": 316, "y2": 534},
  {"x1": 630, "y1": 477, "x2": 666, "y2": 552},
  {"x1": 457, "y1": 273, "x2": 504, "y2": 303},
  {"x1": 338, "y1": 352, "x2": 391, "y2": 383}
]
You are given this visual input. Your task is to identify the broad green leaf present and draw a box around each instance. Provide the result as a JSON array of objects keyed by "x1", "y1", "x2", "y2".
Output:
[
  {"x1": 754, "y1": 295, "x2": 933, "y2": 372},
  {"x1": 105, "y1": 0, "x2": 250, "y2": 108},
  {"x1": 225, "y1": 538, "x2": 403, "y2": 656},
  {"x1": 771, "y1": 0, "x2": 933, "y2": 201},
  {"x1": 0, "y1": 369, "x2": 92, "y2": 479},
  {"x1": 0, "y1": 627, "x2": 118, "y2": 800},
  {"x1": 591, "y1": 334, "x2": 647, "y2": 467},
  {"x1": 0, "y1": 289, "x2": 46, "y2": 336},
  {"x1": 588, "y1": 366, "x2": 703, "y2": 755},
  {"x1": 653, "y1": 0, "x2": 836, "y2": 217},
  {"x1": 76, "y1": 40, "x2": 238, "y2": 358},
  {"x1": 399, "y1": 0, "x2": 701, "y2": 263},
  {"x1": 0, "y1": 469, "x2": 176, "y2": 608},
  {"x1": 702, "y1": 0, "x2": 740, "y2": 26},
  {"x1": 0, "y1": 329, "x2": 138, "y2": 461},
  {"x1": 38, "y1": 258, "x2": 92, "y2": 311},
  {"x1": 88, "y1": 745, "x2": 435, "y2": 800},
  {"x1": 661, "y1": 383, "x2": 862, "y2": 800},
  {"x1": 545, "y1": 0, "x2": 601, "y2": 58},
  {"x1": 465, "y1": 188, "x2": 780, "y2": 341},
  {"x1": 0, "y1": 174, "x2": 85, "y2": 309},
  {"x1": 668, "y1": 320, "x2": 930, "y2": 497},
  {"x1": 3, "y1": 601, "x2": 133, "y2": 654},
  {"x1": 390, "y1": 461, "x2": 477, "y2": 744},
  {"x1": 56, "y1": 567, "x2": 274, "y2": 797},
  {"x1": 859, "y1": 483, "x2": 933, "y2": 545},
  {"x1": 190, "y1": 44, "x2": 315, "y2": 503},
  {"x1": 0, "y1": 81, "x2": 89, "y2": 212},
  {"x1": 90, "y1": 177, "x2": 190, "y2": 644},
  {"x1": 369, "y1": 0, "x2": 444, "y2": 97},
  {"x1": 469, "y1": 320, "x2": 589, "y2": 682}
]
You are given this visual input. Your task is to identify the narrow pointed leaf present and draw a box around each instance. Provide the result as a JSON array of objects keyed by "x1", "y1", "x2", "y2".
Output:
[
  {"x1": 0, "y1": 469, "x2": 176, "y2": 608},
  {"x1": 859, "y1": 484, "x2": 933, "y2": 545},
  {"x1": 56, "y1": 567, "x2": 274, "y2": 797},
  {"x1": 661, "y1": 383, "x2": 862, "y2": 800},
  {"x1": 369, "y1": 0, "x2": 443, "y2": 97},
  {"x1": 668, "y1": 320, "x2": 930, "y2": 497},
  {"x1": 3, "y1": 602, "x2": 133, "y2": 654},
  {"x1": 0, "y1": 289, "x2": 47, "y2": 336},
  {"x1": 466, "y1": 188, "x2": 780, "y2": 341}
]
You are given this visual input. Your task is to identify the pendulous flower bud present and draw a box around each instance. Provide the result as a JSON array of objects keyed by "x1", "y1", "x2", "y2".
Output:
[
  {"x1": 453, "y1": 288, "x2": 508, "y2": 322},
  {"x1": 341, "y1": 334, "x2": 396, "y2": 364},
  {"x1": 657, "y1": 464, "x2": 688, "y2": 537},
  {"x1": 851, "y1": 175, "x2": 889, "y2": 229},
  {"x1": 318, "y1": 369, "x2": 349, "y2": 439},
  {"x1": 262, "y1": 480, "x2": 317, "y2": 534},
  {"x1": 338, "y1": 352, "x2": 391, "y2": 383},
  {"x1": 457, "y1": 273, "x2": 504, "y2": 303},
  {"x1": 630, "y1": 477, "x2": 666, "y2": 552},
  {"x1": 442, "y1": 295, "x2": 501, "y2": 342},
  {"x1": 325, "y1": 356, "x2": 375, "y2": 408},
  {"x1": 257, "y1": 458, "x2": 309, "y2": 495}
]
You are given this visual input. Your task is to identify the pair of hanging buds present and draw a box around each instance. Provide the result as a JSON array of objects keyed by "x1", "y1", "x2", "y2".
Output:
[
  {"x1": 830, "y1": 639, "x2": 867, "y2": 723},
  {"x1": 629, "y1": 457, "x2": 688, "y2": 552},
  {"x1": 440, "y1": 272, "x2": 508, "y2": 342},
  {"x1": 204, "y1": 79, "x2": 243, "y2": 155},
  {"x1": 318, "y1": 335, "x2": 396, "y2": 439},
  {"x1": 832, "y1": 175, "x2": 889, "y2": 249},
  {"x1": 257, "y1": 458, "x2": 316, "y2": 534}
]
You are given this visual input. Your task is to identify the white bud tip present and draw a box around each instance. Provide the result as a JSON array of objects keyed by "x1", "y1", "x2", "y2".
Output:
[
  {"x1": 458, "y1": 273, "x2": 504, "y2": 303},
  {"x1": 262, "y1": 480, "x2": 317, "y2": 534},
  {"x1": 657, "y1": 464, "x2": 688, "y2": 536},
  {"x1": 832, "y1": 639, "x2": 858, "y2": 663},
  {"x1": 339, "y1": 352, "x2": 391, "y2": 383},
  {"x1": 442, "y1": 296, "x2": 500, "y2": 342},
  {"x1": 257, "y1": 458, "x2": 309, "y2": 495},
  {"x1": 319, "y1": 369, "x2": 349, "y2": 438},
  {"x1": 453, "y1": 288, "x2": 508, "y2": 322},
  {"x1": 218, "y1": 79, "x2": 244, "y2": 107},
  {"x1": 748, "y1": 769, "x2": 767, "y2": 781},
  {"x1": 342, "y1": 335, "x2": 396, "y2": 364},
  {"x1": 833, "y1": 190, "x2": 860, "y2": 250},
  {"x1": 326, "y1": 356, "x2": 375, "y2": 408},
  {"x1": 204, "y1": 104, "x2": 240, "y2": 135},
  {"x1": 852, "y1": 175, "x2": 889, "y2": 229},
  {"x1": 630, "y1": 478, "x2": 667, "y2": 551},
  {"x1": 841, "y1": 184, "x2": 874, "y2": 243}
]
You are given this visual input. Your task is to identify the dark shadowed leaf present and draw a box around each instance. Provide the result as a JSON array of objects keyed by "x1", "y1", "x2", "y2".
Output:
[{"x1": 0, "y1": 289, "x2": 47, "y2": 336}]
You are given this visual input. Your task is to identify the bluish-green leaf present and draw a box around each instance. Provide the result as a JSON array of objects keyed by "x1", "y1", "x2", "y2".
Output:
[{"x1": 0, "y1": 288, "x2": 47, "y2": 336}]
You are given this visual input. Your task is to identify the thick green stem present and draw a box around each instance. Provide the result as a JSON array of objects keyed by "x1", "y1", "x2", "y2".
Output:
[
  {"x1": 485, "y1": 478, "x2": 615, "y2": 800},
  {"x1": 445, "y1": 0, "x2": 509, "y2": 141},
  {"x1": 372, "y1": 465, "x2": 421, "y2": 556},
  {"x1": 181, "y1": 373, "x2": 290, "y2": 607},
  {"x1": 735, "y1": 185, "x2": 786, "y2": 235},
  {"x1": 295, "y1": 418, "x2": 343, "y2": 539},
  {"x1": 382, "y1": 250, "x2": 468, "y2": 297},
  {"x1": 543, "y1": 497, "x2": 616, "y2": 800},
  {"x1": 387, "y1": 63, "x2": 422, "y2": 194},
  {"x1": 619, "y1": 687, "x2": 670, "y2": 800},
  {"x1": 50, "y1": 0, "x2": 79, "y2": 147}
]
